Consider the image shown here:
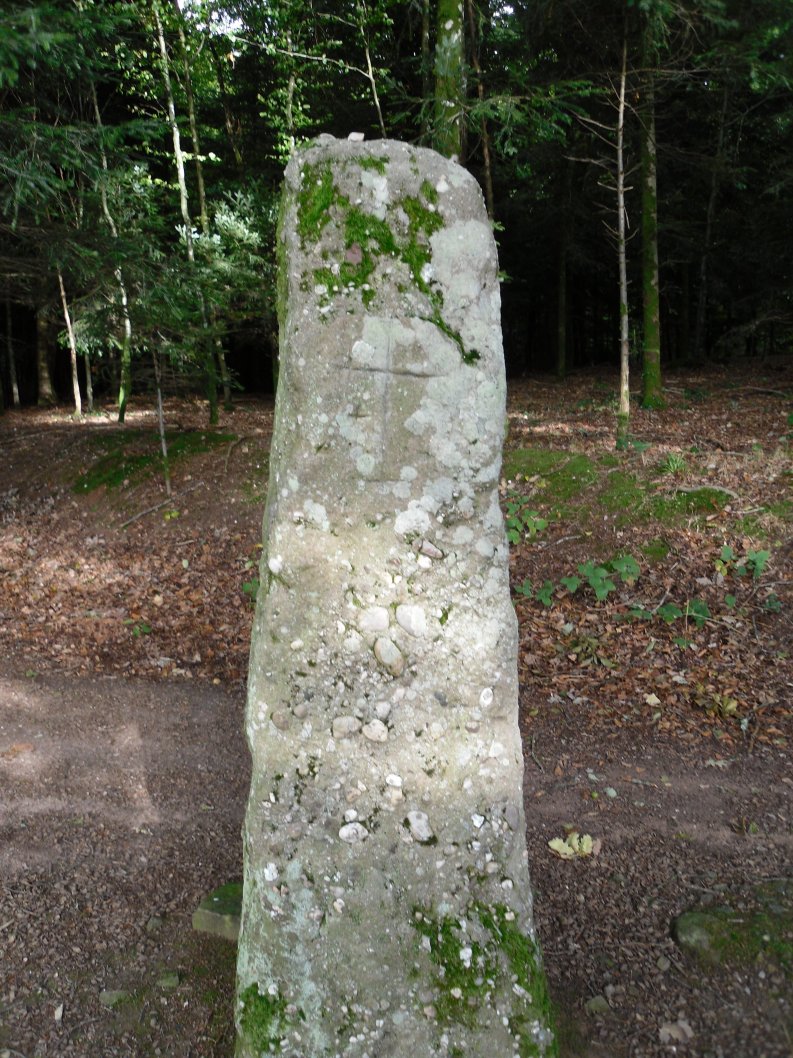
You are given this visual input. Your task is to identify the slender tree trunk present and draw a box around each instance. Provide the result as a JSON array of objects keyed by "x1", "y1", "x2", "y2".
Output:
[
  {"x1": 465, "y1": 0, "x2": 494, "y2": 217},
  {"x1": 693, "y1": 84, "x2": 729, "y2": 362},
  {"x1": 57, "y1": 269, "x2": 82, "y2": 416},
  {"x1": 172, "y1": 2, "x2": 233, "y2": 412},
  {"x1": 36, "y1": 308, "x2": 56, "y2": 405},
  {"x1": 83, "y1": 349, "x2": 94, "y2": 412},
  {"x1": 557, "y1": 233, "x2": 568, "y2": 379},
  {"x1": 91, "y1": 84, "x2": 134, "y2": 422},
  {"x1": 616, "y1": 34, "x2": 630, "y2": 447},
  {"x1": 153, "y1": 0, "x2": 218, "y2": 423},
  {"x1": 434, "y1": 0, "x2": 465, "y2": 160},
  {"x1": 556, "y1": 162, "x2": 573, "y2": 378},
  {"x1": 172, "y1": 0, "x2": 208, "y2": 234},
  {"x1": 640, "y1": 29, "x2": 663, "y2": 408},
  {"x1": 421, "y1": 0, "x2": 432, "y2": 142},
  {"x1": 5, "y1": 300, "x2": 20, "y2": 407},
  {"x1": 152, "y1": 346, "x2": 172, "y2": 498},
  {"x1": 206, "y1": 33, "x2": 243, "y2": 168},
  {"x1": 154, "y1": 1, "x2": 194, "y2": 262},
  {"x1": 356, "y1": 0, "x2": 387, "y2": 137}
]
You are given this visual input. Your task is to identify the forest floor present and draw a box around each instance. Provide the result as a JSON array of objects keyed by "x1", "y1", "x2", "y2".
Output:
[{"x1": 0, "y1": 360, "x2": 791, "y2": 1058}]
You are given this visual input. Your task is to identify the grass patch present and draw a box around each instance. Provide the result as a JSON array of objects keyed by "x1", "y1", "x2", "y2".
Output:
[{"x1": 73, "y1": 431, "x2": 235, "y2": 493}]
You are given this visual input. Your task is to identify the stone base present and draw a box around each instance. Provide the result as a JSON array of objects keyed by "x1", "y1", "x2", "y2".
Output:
[{"x1": 192, "y1": 881, "x2": 242, "y2": 943}]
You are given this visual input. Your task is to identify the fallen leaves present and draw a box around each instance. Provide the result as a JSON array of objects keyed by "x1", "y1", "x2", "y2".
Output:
[{"x1": 548, "y1": 831, "x2": 601, "y2": 859}]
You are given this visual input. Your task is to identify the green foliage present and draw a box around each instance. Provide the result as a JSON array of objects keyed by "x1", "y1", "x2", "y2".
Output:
[
  {"x1": 715, "y1": 544, "x2": 770, "y2": 580},
  {"x1": 505, "y1": 494, "x2": 549, "y2": 543},
  {"x1": 658, "y1": 452, "x2": 687, "y2": 475},
  {"x1": 242, "y1": 577, "x2": 260, "y2": 605},
  {"x1": 73, "y1": 431, "x2": 234, "y2": 493}
]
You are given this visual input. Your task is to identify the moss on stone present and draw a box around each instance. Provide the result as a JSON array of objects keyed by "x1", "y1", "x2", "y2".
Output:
[
  {"x1": 411, "y1": 904, "x2": 557, "y2": 1054},
  {"x1": 358, "y1": 155, "x2": 389, "y2": 173},
  {"x1": 238, "y1": 983, "x2": 304, "y2": 1054},
  {"x1": 297, "y1": 163, "x2": 336, "y2": 243}
]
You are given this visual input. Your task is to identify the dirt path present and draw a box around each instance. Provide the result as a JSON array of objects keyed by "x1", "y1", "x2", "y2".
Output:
[
  {"x1": 1, "y1": 667, "x2": 790, "y2": 1057},
  {"x1": 1, "y1": 368, "x2": 791, "y2": 1056}
]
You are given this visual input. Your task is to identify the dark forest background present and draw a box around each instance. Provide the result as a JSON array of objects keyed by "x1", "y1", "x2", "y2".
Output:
[{"x1": 1, "y1": 0, "x2": 791, "y2": 420}]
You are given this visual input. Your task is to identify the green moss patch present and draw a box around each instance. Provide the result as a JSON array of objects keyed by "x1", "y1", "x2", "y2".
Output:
[
  {"x1": 412, "y1": 903, "x2": 557, "y2": 1055},
  {"x1": 673, "y1": 900, "x2": 793, "y2": 976},
  {"x1": 296, "y1": 153, "x2": 480, "y2": 363},
  {"x1": 72, "y1": 430, "x2": 234, "y2": 493},
  {"x1": 297, "y1": 163, "x2": 336, "y2": 242}
]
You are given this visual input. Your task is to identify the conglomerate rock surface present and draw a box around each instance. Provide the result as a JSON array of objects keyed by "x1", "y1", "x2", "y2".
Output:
[{"x1": 236, "y1": 136, "x2": 555, "y2": 1058}]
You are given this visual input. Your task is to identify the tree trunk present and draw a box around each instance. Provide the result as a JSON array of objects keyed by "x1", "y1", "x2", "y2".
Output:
[
  {"x1": 640, "y1": 29, "x2": 663, "y2": 409},
  {"x1": 36, "y1": 308, "x2": 56, "y2": 406},
  {"x1": 556, "y1": 163, "x2": 573, "y2": 379},
  {"x1": 172, "y1": 2, "x2": 233, "y2": 412},
  {"x1": 154, "y1": 1, "x2": 194, "y2": 262},
  {"x1": 206, "y1": 33, "x2": 243, "y2": 168},
  {"x1": 693, "y1": 84, "x2": 729, "y2": 362},
  {"x1": 421, "y1": 0, "x2": 431, "y2": 142},
  {"x1": 91, "y1": 84, "x2": 134, "y2": 422},
  {"x1": 154, "y1": 0, "x2": 218, "y2": 423},
  {"x1": 83, "y1": 349, "x2": 94, "y2": 413},
  {"x1": 465, "y1": 0, "x2": 494, "y2": 218},
  {"x1": 57, "y1": 269, "x2": 82, "y2": 416},
  {"x1": 434, "y1": 0, "x2": 465, "y2": 159},
  {"x1": 152, "y1": 347, "x2": 172, "y2": 498},
  {"x1": 616, "y1": 34, "x2": 630, "y2": 447},
  {"x1": 5, "y1": 300, "x2": 20, "y2": 407}
]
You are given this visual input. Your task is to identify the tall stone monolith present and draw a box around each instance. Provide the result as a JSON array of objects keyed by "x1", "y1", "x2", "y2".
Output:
[{"x1": 237, "y1": 136, "x2": 555, "y2": 1058}]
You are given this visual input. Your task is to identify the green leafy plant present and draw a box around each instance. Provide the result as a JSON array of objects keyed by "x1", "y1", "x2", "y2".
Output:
[
  {"x1": 659, "y1": 452, "x2": 687, "y2": 475},
  {"x1": 716, "y1": 545, "x2": 770, "y2": 580},
  {"x1": 242, "y1": 578, "x2": 260, "y2": 605},
  {"x1": 124, "y1": 619, "x2": 152, "y2": 637},
  {"x1": 684, "y1": 599, "x2": 711, "y2": 628},
  {"x1": 504, "y1": 494, "x2": 548, "y2": 544},
  {"x1": 535, "y1": 580, "x2": 556, "y2": 607}
]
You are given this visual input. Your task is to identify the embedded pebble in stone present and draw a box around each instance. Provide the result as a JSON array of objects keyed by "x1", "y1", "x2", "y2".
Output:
[
  {"x1": 374, "y1": 701, "x2": 392, "y2": 721},
  {"x1": 386, "y1": 773, "x2": 403, "y2": 788},
  {"x1": 359, "y1": 606, "x2": 390, "y2": 634},
  {"x1": 271, "y1": 710, "x2": 290, "y2": 731},
  {"x1": 263, "y1": 862, "x2": 279, "y2": 881},
  {"x1": 472, "y1": 814, "x2": 485, "y2": 829},
  {"x1": 419, "y1": 539, "x2": 443, "y2": 559},
  {"x1": 333, "y1": 715, "x2": 362, "y2": 739},
  {"x1": 374, "y1": 637, "x2": 405, "y2": 677},
  {"x1": 344, "y1": 808, "x2": 359, "y2": 822},
  {"x1": 479, "y1": 687, "x2": 494, "y2": 707},
  {"x1": 290, "y1": 639, "x2": 304, "y2": 651},
  {"x1": 362, "y1": 719, "x2": 389, "y2": 743},
  {"x1": 343, "y1": 631, "x2": 364, "y2": 653},
  {"x1": 504, "y1": 804, "x2": 519, "y2": 831},
  {"x1": 406, "y1": 810, "x2": 435, "y2": 844},
  {"x1": 396, "y1": 604, "x2": 428, "y2": 638},
  {"x1": 417, "y1": 555, "x2": 432, "y2": 570},
  {"x1": 268, "y1": 555, "x2": 283, "y2": 574},
  {"x1": 339, "y1": 822, "x2": 369, "y2": 844},
  {"x1": 293, "y1": 701, "x2": 309, "y2": 720}
]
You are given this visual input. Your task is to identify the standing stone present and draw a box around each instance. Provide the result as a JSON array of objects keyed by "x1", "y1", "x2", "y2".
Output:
[{"x1": 236, "y1": 136, "x2": 555, "y2": 1058}]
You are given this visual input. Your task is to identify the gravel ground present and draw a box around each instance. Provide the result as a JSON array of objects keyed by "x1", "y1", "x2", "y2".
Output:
[{"x1": 0, "y1": 667, "x2": 790, "y2": 1058}]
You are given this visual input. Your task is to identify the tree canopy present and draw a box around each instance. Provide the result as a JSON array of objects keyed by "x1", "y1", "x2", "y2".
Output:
[{"x1": 1, "y1": 0, "x2": 790, "y2": 416}]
